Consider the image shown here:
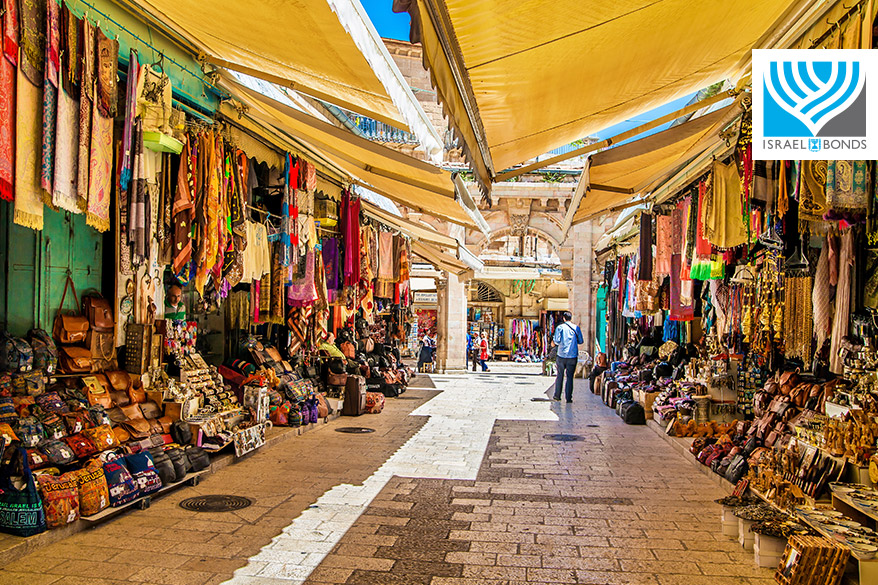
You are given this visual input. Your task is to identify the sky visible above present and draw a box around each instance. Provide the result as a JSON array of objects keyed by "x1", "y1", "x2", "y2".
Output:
[{"x1": 362, "y1": 0, "x2": 411, "y2": 41}]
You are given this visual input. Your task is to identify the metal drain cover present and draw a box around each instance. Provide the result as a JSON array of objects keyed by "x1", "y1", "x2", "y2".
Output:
[
  {"x1": 531, "y1": 397, "x2": 553, "y2": 402},
  {"x1": 543, "y1": 433, "x2": 585, "y2": 442},
  {"x1": 179, "y1": 495, "x2": 252, "y2": 512},
  {"x1": 395, "y1": 396, "x2": 420, "y2": 400},
  {"x1": 335, "y1": 427, "x2": 375, "y2": 433}
]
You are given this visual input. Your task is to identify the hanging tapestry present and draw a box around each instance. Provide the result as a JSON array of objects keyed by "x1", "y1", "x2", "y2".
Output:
[
  {"x1": 0, "y1": 0, "x2": 17, "y2": 202},
  {"x1": 18, "y1": 0, "x2": 44, "y2": 85},
  {"x1": 86, "y1": 102, "x2": 112, "y2": 232},
  {"x1": 76, "y1": 18, "x2": 95, "y2": 212},
  {"x1": 95, "y1": 29, "x2": 117, "y2": 118},
  {"x1": 825, "y1": 160, "x2": 869, "y2": 214},
  {"x1": 14, "y1": 69, "x2": 43, "y2": 230},
  {"x1": 52, "y1": 84, "x2": 79, "y2": 212},
  {"x1": 59, "y1": 3, "x2": 78, "y2": 95},
  {"x1": 119, "y1": 49, "x2": 138, "y2": 191},
  {"x1": 40, "y1": 0, "x2": 59, "y2": 197},
  {"x1": 288, "y1": 249, "x2": 317, "y2": 308},
  {"x1": 799, "y1": 160, "x2": 828, "y2": 221},
  {"x1": 172, "y1": 137, "x2": 194, "y2": 274}
]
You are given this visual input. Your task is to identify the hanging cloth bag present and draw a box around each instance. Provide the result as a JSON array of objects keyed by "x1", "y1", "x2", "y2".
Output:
[{"x1": 0, "y1": 446, "x2": 48, "y2": 536}]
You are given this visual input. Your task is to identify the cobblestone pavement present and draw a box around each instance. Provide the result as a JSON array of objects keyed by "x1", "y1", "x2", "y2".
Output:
[{"x1": 0, "y1": 368, "x2": 775, "y2": 585}]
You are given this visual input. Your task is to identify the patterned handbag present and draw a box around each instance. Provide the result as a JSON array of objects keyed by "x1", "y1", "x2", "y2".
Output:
[
  {"x1": 17, "y1": 417, "x2": 45, "y2": 447},
  {"x1": 103, "y1": 459, "x2": 141, "y2": 507},
  {"x1": 0, "y1": 448, "x2": 47, "y2": 536},
  {"x1": 38, "y1": 439, "x2": 76, "y2": 466},
  {"x1": 75, "y1": 460, "x2": 109, "y2": 516},
  {"x1": 83, "y1": 425, "x2": 119, "y2": 451},
  {"x1": 124, "y1": 452, "x2": 162, "y2": 495},
  {"x1": 37, "y1": 472, "x2": 80, "y2": 528},
  {"x1": 63, "y1": 434, "x2": 98, "y2": 459}
]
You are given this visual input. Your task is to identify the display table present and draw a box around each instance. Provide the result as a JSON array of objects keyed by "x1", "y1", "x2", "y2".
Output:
[{"x1": 493, "y1": 350, "x2": 511, "y2": 361}]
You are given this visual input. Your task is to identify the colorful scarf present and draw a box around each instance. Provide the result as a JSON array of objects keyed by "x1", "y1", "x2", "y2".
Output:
[
  {"x1": 14, "y1": 69, "x2": 44, "y2": 230},
  {"x1": 288, "y1": 249, "x2": 317, "y2": 307},
  {"x1": 636, "y1": 212, "x2": 652, "y2": 281},
  {"x1": 172, "y1": 137, "x2": 194, "y2": 274},
  {"x1": 342, "y1": 189, "x2": 361, "y2": 287},
  {"x1": 40, "y1": 0, "x2": 60, "y2": 198},
  {"x1": 654, "y1": 214, "x2": 672, "y2": 277},
  {"x1": 0, "y1": 0, "x2": 17, "y2": 202},
  {"x1": 279, "y1": 153, "x2": 293, "y2": 267},
  {"x1": 269, "y1": 242, "x2": 285, "y2": 324},
  {"x1": 76, "y1": 18, "x2": 95, "y2": 212},
  {"x1": 95, "y1": 28, "x2": 117, "y2": 118},
  {"x1": 378, "y1": 231, "x2": 393, "y2": 281},
  {"x1": 119, "y1": 49, "x2": 138, "y2": 191},
  {"x1": 86, "y1": 100, "x2": 112, "y2": 232},
  {"x1": 812, "y1": 241, "x2": 831, "y2": 347}
]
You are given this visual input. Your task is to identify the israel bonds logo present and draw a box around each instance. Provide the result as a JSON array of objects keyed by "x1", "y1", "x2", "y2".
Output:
[{"x1": 753, "y1": 49, "x2": 878, "y2": 160}]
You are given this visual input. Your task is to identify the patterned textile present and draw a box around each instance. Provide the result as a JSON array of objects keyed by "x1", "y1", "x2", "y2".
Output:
[
  {"x1": 76, "y1": 18, "x2": 95, "y2": 212},
  {"x1": 826, "y1": 160, "x2": 869, "y2": 213},
  {"x1": 259, "y1": 272, "x2": 271, "y2": 315},
  {"x1": 269, "y1": 243, "x2": 284, "y2": 324},
  {"x1": 812, "y1": 241, "x2": 831, "y2": 347},
  {"x1": 799, "y1": 160, "x2": 828, "y2": 221},
  {"x1": 59, "y1": 3, "x2": 78, "y2": 96},
  {"x1": 280, "y1": 154, "x2": 292, "y2": 266},
  {"x1": 18, "y1": 0, "x2": 44, "y2": 85},
  {"x1": 52, "y1": 85, "x2": 78, "y2": 212},
  {"x1": 342, "y1": 190, "x2": 361, "y2": 287},
  {"x1": 85, "y1": 102, "x2": 111, "y2": 233},
  {"x1": 322, "y1": 237, "x2": 340, "y2": 303},
  {"x1": 40, "y1": 0, "x2": 59, "y2": 197},
  {"x1": 669, "y1": 254, "x2": 694, "y2": 322},
  {"x1": 251, "y1": 279, "x2": 260, "y2": 323},
  {"x1": 0, "y1": 0, "x2": 17, "y2": 202},
  {"x1": 830, "y1": 230, "x2": 855, "y2": 374},
  {"x1": 378, "y1": 231, "x2": 393, "y2": 281},
  {"x1": 14, "y1": 69, "x2": 44, "y2": 231},
  {"x1": 95, "y1": 29, "x2": 117, "y2": 118},
  {"x1": 119, "y1": 49, "x2": 138, "y2": 191},
  {"x1": 287, "y1": 250, "x2": 317, "y2": 307}
]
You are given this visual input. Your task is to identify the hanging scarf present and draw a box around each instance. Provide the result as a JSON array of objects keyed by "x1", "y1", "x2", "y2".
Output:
[
  {"x1": 128, "y1": 119, "x2": 148, "y2": 260},
  {"x1": 800, "y1": 160, "x2": 828, "y2": 222},
  {"x1": 14, "y1": 68, "x2": 43, "y2": 230},
  {"x1": 812, "y1": 240, "x2": 831, "y2": 347},
  {"x1": 18, "y1": 0, "x2": 44, "y2": 85},
  {"x1": 95, "y1": 28, "x2": 117, "y2": 118},
  {"x1": 39, "y1": 0, "x2": 59, "y2": 196},
  {"x1": 288, "y1": 249, "x2": 317, "y2": 307},
  {"x1": 706, "y1": 159, "x2": 748, "y2": 249},
  {"x1": 0, "y1": 0, "x2": 18, "y2": 202},
  {"x1": 636, "y1": 212, "x2": 652, "y2": 281},
  {"x1": 322, "y1": 237, "x2": 341, "y2": 304},
  {"x1": 228, "y1": 148, "x2": 245, "y2": 237},
  {"x1": 378, "y1": 231, "x2": 393, "y2": 282},
  {"x1": 269, "y1": 242, "x2": 285, "y2": 324},
  {"x1": 172, "y1": 138, "x2": 194, "y2": 274},
  {"x1": 76, "y1": 17, "x2": 94, "y2": 212},
  {"x1": 52, "y1": 80, "x2": 79, "y2": 212},
  {"x1": 669, "y1": 256, "x2": 694, "y2": 322},
  {"x1": 830, "y1": 229, "x2": 855, "y2": 374},
  {"x1": 59, "y1": 3, "x2": 78, "y2": 96},
  {"x1": 119, "y1": 49, "x2": 138, "y2": 191},
  {"x1": 279, "y1": 153, "x2": 292, "y2": 267},
  {"x1": 86, "y1": 86, "x2": 111, "y2": 230},
  {"x1": 211, "y1": 134, "x2": 227, "y2": 290},
  {"x1": 654, "y1": 214, "x2": 672, "y2": 277}
]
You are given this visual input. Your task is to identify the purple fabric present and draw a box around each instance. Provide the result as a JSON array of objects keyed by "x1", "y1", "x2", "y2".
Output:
[
  {"x1": 322, "y1": 237, "x2": 340, "y2": 300},
  {"x1": 287, "y1": 250, "x2": 316, "y2": 308}
]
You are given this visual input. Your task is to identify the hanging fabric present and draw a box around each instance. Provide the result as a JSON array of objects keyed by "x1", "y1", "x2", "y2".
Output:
[
  {"x1": 14, "y1": 66, "x2": 44, "y2": 230},
  {"x1": 119, "y1": 49, "x2": 139, "y2": 191},
  {"x1": 40, "y1": 0, "x2": 59, "y2": 198},
  {"x1": 812, "y1": 241, "x2": 831, "y2": 348},
  {"x1": 706, "y1": 159, "x2": 748, "y2": 249},
  {"x1": 86, "y1": 86, "x2": 113, "y2": 232},
  {"x1": 172, "y1": 136, "x2": 194, "y2": 274},
  {"x1": 342, "y1": 189, "x2": 361, "y2": 288},
  {"x1": 128, "y1": 119, "x2": 148, "y2": 260},
  {"x1": 95, "y1": 28, "x2": 117, "y2": 118},
  {"x1": 826, "y1": 160, "x2": 869, "y2": 214},
  {"x1": 636, "y1": 212, "x2": 652, "y2": 281},
  {"x1": 76, "y1": 17, "x2": 95, "y2": 213},
  {"x1": 0, "y1": 0, "x2": 18, "y2": 202},
  {"x1": 654, "y1": 214, "x2": 672, "y2": 278},
  {"x1": 829, "y1": 229, "x2": 855, "y2": 374}
]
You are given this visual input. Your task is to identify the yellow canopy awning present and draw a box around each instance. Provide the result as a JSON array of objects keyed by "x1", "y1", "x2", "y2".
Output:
[
  {"x1": 362, "y1": 201, "x2": 458, "y2": 248},
  {"x1": 130, "y1": 0, "x2": 405, "y2": 127},
  {"x1": 412, "y1": 241, "x2": 472, "y2": 278},
  {"x1": 570, "y1": 105, "x2": 734, "y2": 225},
  {"x1": 224, "y1": 78, "x2": 476, "y2": 228},
  {"x1": 416, "y1": 0, "x2": 799, "y2": 189}
]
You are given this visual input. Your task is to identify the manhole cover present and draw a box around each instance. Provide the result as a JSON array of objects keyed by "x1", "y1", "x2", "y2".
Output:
[
  {"x1": 395, "y1": 396, "x2": 420, "y2": 400},
  {"x1": 543, "y1": 434, "x2": 585, "y2": 442},
  {"x1": 531, "y1": 397, "x2": 553, "y2": 402},
  {"x1": 179, "y1": 495, "x2": 252, "y2": 512},
  {"x1": 335, "y1": 427, "x2": 375, "y2": 433}
]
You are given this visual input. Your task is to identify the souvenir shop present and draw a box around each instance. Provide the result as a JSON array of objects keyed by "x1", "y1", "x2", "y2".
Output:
[
  {"x1": 0, "y1": 0, "x2": 418, "y2": 538},
  {"x1": 594, "y1": 122, "x2": 878, "y2": 580}
]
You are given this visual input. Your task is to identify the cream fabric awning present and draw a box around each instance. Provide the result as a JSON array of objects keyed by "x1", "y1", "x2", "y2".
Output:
[
  {"x1": 362, "y1": 201, "x2": 458, "y2": 248},
  {"x1": 416, "y1": 0, "x2": 799, "y2": 188},
  {"x1": 570, "y1": 105, "x2": 733, "y2": 225},
  {"x1": 131, "y1": 0, "x2": 405, "y2": 127},
  {"x1": 412, "y1": 241, "x2": 472, "y2": 277},
  {"x1": 224, "y1": 77, "x2": 477, "y2": 228}
]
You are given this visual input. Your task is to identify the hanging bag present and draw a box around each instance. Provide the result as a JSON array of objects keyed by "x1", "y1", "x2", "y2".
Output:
[
  {"x1": 0, "y1": 446, "x2": 48, "y2": 536},
  {"x1": 53, "y1": 276, "x2": 90, "y2": 345}
]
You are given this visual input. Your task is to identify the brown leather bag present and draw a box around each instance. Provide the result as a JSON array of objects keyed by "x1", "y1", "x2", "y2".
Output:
[
  {"x1": 327, "y1": 372, "x2": 347, "y2": 386},
  {"x1": 86, "y1": 330, "x2": 116, "y2": 372},
  {"x1": 778, "y1": 369, "x2": 800, "y2": 396},
  {"x1": 121, "y1": 418, "x2": 151, "y2": 439},
  {"x1": 53, "y1": 276, "x2": 90, "y2": 344},
  {"x1": 790, "y1": 383, "x2": 809, "y2": 408},
  {"x1": 59, "y1": 346, "x2": 94, "y2": 374},
  {"x1": 106, "y1": 370, "x2": 131, "y2": 392},
  {"x1": 83, "y1": 294, "x2": 114, "y2": 333},
  {"x1": 316, "y1": 393, "x2": 329, "y2": 419},
  {"x1": 110, "y1": 391, "x2": 130, "y2": 407},
  {"x1": 86, "y1": 386, "x2": 112, "y2": 409},
  {"x1": 140, "y1": 401, "x2": 162, "y2": 419},
  {"x1": 112, "y1": 425, "x2": 130, "y2": 444},
  {"x1": 158, "y1": 416, "x2": 173, "y2": 434},
  {"x1": 128, "y1": 380, "x2": 146, "y2": 404},
  {"x1": 121, "y1": 404, "x2": 144, "y2": 420}
]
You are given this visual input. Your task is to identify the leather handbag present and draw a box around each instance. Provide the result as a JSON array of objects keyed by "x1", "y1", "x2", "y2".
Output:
[
  {"x1": 106, "y1": 370, "x2": 131, "y2": 393},
  {"x1": 59, "y1": 347, "x2": 93, "y2": 374},
  {"x1": 184, "y1": 446, "x2": 210, "y2": 472},
  {"x1": 86, "y1": 330, "x2": 116, "y2": 372},
  {"x1": 121, "y1": 418, "x2": 151, "y2": 440},
  {"x1": 112, "y1": 426, "x2": 130, "y2": 444},
  {"x1": 110, "y1": 390, "x2": 130, "y2": 408},
  {"x1": 327, "y1": 371, "x2": 347, "y2": 386},
  {"x1": 82, "y1": 295, "x2": 114, "y2": 333},
  {"x1": 86, "y1": 386, "x2": 112, "y2": 410},
  {"x1": 53, "y1": 276, "x2": 90, "y2": 345},
  {"x1": 140, "y1": 401, "x2": 162, "y2": 420},
  {"x1": 128, "y1": 381, "x2": 147, "y2": 404},
  {"x1": 106, "y1": 407, "x2": 127, "y2": 424},
  {"x1": 778, "y1": 369, "x2": 800, "y2": 396},
  {"x1": 157, "y1": 416, "x2": 173, "y2": 434},
  {"x1": 121, "y1": 404, "x2": 144, "y2": 420}
]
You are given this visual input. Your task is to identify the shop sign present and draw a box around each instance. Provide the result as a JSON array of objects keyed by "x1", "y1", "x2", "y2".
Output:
[
  {"x1": 414, "y1": 292, "x2": 438, "y2": 304},
  {"x1": 752, "y1": 49, "x2": 878, "y2": 160}
]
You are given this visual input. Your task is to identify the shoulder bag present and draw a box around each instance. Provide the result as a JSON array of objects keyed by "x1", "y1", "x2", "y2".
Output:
[
  {"x1": 53, "y1": 276, "x2": 90, "y2": 345},
  {"x1": 0, "y1": 447, "x2": 48, "y2": 536}
]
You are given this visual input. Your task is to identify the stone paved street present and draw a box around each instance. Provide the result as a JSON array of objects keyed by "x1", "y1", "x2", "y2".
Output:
[{"x1": 0, "y1": 367, "x2": 774, "y2": 585}]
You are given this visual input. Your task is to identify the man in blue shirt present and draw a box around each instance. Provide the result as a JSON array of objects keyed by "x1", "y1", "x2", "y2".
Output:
[{"x1": 552, "y1": 311, "x2": 583, "y2": 403}]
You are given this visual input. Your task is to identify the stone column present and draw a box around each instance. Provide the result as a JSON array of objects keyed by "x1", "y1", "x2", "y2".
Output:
[
  {"x1": 443, "y1": 272, "x2": 467, "y2": 372},
  {"x1": 569, "y1": 220, "x2": 595, "y2": 354},
  {"x1": 435, "y1": 278, "x2": 448, "y2": 371}
]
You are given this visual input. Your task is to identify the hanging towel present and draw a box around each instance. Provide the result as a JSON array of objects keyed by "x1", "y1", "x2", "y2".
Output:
[{"x1": 637, "y1": 212, "x2": 652, "y2": 281}]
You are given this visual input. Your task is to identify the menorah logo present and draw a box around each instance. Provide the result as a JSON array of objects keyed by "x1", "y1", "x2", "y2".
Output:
[{"x1": 764, "y1": 60, "x2": 866, "y2": 137}]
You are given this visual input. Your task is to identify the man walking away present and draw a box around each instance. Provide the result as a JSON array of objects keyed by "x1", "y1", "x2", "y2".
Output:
[{"x1": 553, "y1": 311, "x2": 583, "y2": 403}]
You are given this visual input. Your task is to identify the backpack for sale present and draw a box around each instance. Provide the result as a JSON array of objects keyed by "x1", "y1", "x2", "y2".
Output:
[
  {"x1": 621, "y1": 402, "x2": 646, "y2": 425},
  {"x1": 27, "y1": 330, "x2": 57, "y2": 375},
  {"x1": 0, "y1": 333, "x2": 33, "y2": 373},
  {"x1": 170, "y1": 420, "x2": 192, "y2": 445}
]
